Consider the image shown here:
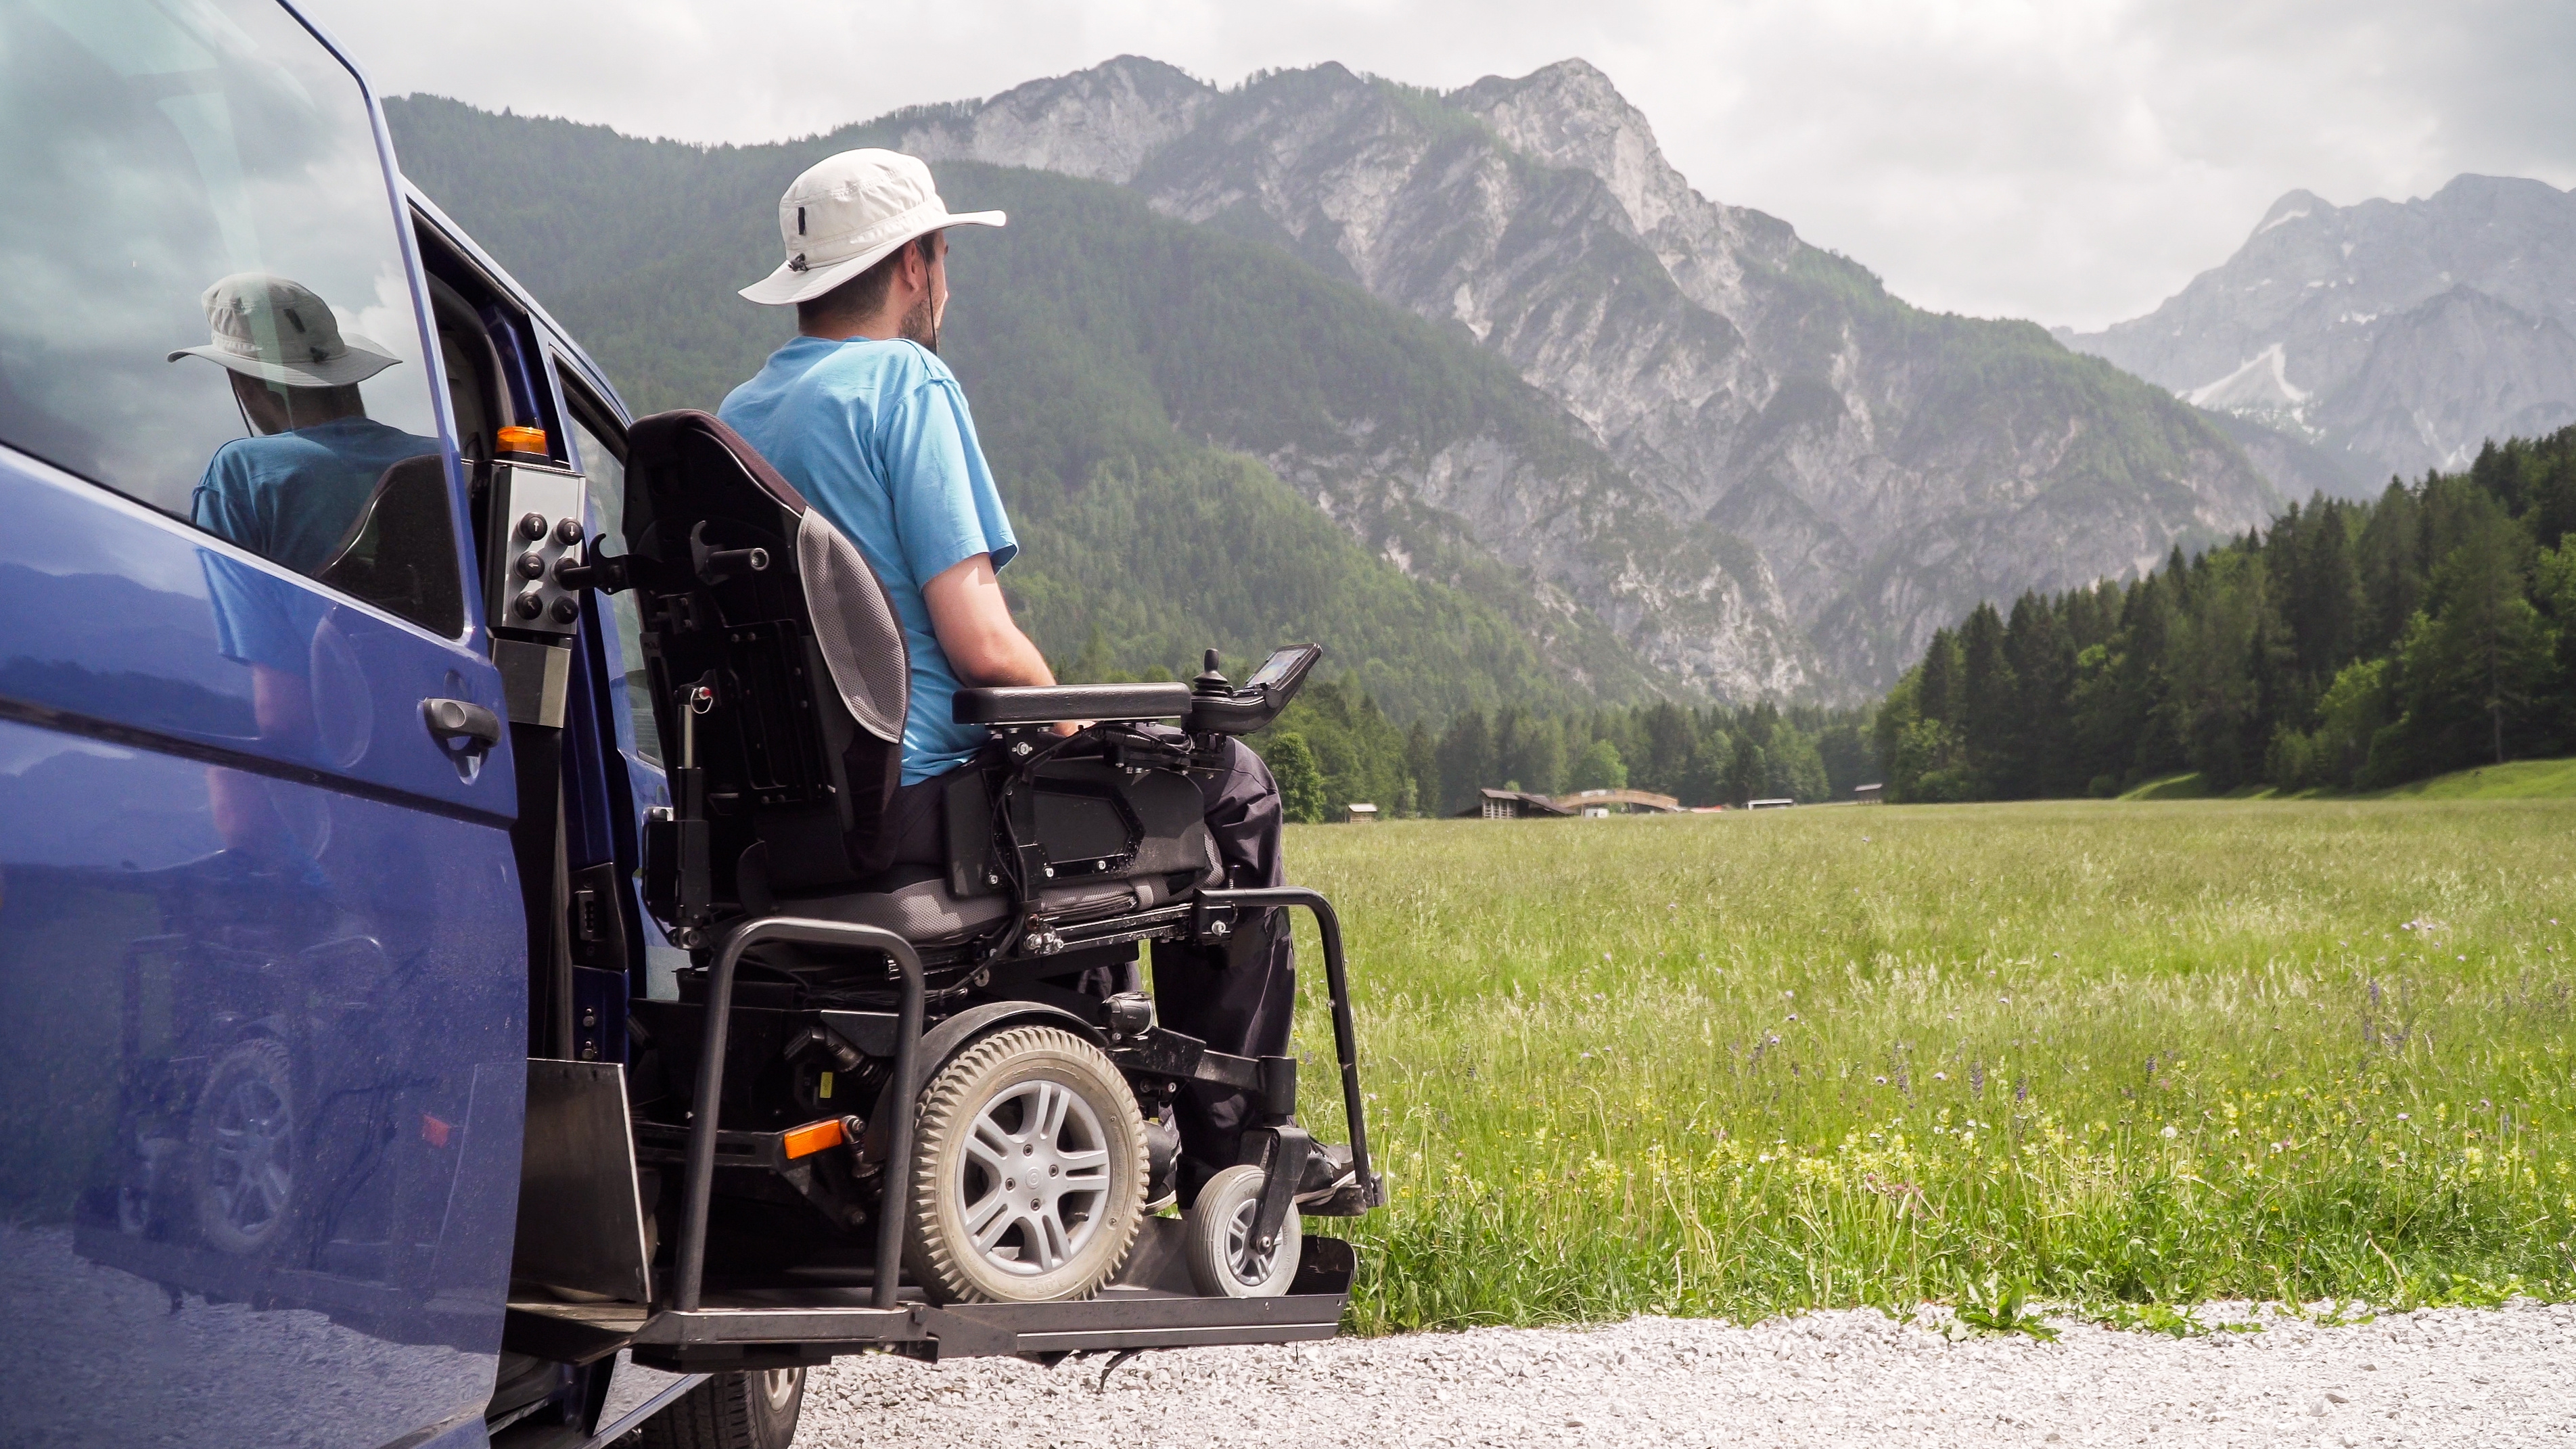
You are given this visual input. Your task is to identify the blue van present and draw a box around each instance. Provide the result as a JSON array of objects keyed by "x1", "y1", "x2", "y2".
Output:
[
  {"x1": 0, "y1": 3, "x2": 1381, "y2": 1446},
  {"x1": 0, "y1": 1, "x2": 695, "y2": 1441}
]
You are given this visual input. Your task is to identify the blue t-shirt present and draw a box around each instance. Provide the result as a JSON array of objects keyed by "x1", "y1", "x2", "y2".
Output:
[
  {"x1": 192, "y1": 416, "x2": 440, "y2": 668},
  {"x1": 719, "y1": 337, "x2": 1018, "y2": 785}
]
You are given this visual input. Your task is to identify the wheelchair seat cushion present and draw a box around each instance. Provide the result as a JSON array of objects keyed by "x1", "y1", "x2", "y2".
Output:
[{"x1": 769, "y1": 865, "x2": 1209, "y2": 949}]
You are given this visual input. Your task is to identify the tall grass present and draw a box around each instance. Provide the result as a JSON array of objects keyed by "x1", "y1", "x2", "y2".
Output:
[{"x1": 1265, "y1": 800, "x2": 2576, "y2": 1331}]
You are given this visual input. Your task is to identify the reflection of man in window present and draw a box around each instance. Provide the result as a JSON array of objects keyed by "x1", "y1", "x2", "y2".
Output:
[
  {"x1": 172, "y1": 272, "x2": 437, "y2": 574},
  {"x1": 170, "y1": 273, "x2": 437, "y2": 854}
]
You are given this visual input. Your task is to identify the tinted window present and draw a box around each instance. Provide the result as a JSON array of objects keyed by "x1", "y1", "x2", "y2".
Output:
[
  {"x1": 0, "y1": 0, "x2": 459, "y2": 634},
  {"x1": 563, "y1": 391, "x2": 659, "y2": 764}
]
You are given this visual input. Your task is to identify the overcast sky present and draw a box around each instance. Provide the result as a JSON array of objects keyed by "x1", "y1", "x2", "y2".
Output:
[{"x1": 300, "y1": 0, "x2": 2574, "y2": 331}]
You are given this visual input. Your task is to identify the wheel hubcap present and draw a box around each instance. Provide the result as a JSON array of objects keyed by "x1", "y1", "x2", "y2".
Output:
[
  {"x1": 1223, "y1": 1194, "x2": 1281, "y2": 1286},
  {"x1": 758, "y1": 1368, "x2": 799, "y2": 1411},
  {"x1": 957, "y1": 1079, "x2": 1111, "y2": 1276},
  {"x1": 208, "y1": 1076, "x2": 292, "y2": 1238}
]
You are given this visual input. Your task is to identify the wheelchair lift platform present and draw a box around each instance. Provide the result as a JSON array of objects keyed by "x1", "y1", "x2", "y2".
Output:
[{"x1": 505, "y1": 1228, "x2": 1358, "y2": 1371}]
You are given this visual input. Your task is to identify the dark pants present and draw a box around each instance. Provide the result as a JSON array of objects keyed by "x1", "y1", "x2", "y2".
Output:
[{"x1": 883, "y1": 736, "x2": 1293, "y2": 1181}]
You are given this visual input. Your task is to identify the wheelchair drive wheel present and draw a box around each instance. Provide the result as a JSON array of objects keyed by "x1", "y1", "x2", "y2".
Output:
[
  {"x1": 903, "y1": 1026, "x2": 1148, "y2": 1303},
  {"x1": 190, "y1": 1038, "x2": 302, "y2": 1256},
  {"x1": 1182, "y1": 1163, "x2": 1301, "y2": 1297}
]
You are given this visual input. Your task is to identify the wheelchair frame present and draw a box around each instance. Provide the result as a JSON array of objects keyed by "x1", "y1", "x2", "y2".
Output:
[
  {"x1": 503, "y1": 411, "x2": 1383, "y2": 1372},
  {"x1": 587, "y1": 877, "x2": 1375, "y2": 1369}
]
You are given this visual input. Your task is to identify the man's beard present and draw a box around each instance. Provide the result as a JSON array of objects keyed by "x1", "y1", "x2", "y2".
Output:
[{"x1": 898, "y1": 293, "x2": 938, "y2": 352}]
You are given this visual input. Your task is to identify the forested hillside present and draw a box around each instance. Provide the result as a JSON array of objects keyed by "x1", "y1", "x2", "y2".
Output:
[
  {"x1": 386, "y1": 97, "x2": 1679, "y2": 721},
  {"x1": 1872, "y1": 428, "x2": 2576, "y2": 800}
]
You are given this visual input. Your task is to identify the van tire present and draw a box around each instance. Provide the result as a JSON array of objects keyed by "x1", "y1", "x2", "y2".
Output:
[{"x1": 635, "y1": 1368, "x2": 803, "y2": 1449}]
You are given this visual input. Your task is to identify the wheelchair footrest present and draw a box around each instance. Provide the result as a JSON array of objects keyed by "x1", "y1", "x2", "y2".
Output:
[{"x1": 1295, "y1": 1178, "x2": 1383, "y2": 1217}]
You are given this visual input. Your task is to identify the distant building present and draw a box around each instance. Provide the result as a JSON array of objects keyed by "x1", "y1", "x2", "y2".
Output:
[
  {"x1": 1345, "y1": 802, "x2": 1379, "y2": 823},
  {"x1": 1746, "y1": 798, "x2": 1796, "y2": 810},
  {"x1": 1458, "y1": 788, "x2": 1574, "y2": 820},
  {"x1": 1552, "y1": 787, "x2": 1682, "y2": 815},
  {"x1": 1854, "y1": 783, "x2": 1883, "y2": 804}
]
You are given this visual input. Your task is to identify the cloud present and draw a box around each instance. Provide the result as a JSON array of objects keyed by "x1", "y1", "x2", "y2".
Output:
[{"x1": 299, "y1": 0, "x2": 2575, "y2": 329}]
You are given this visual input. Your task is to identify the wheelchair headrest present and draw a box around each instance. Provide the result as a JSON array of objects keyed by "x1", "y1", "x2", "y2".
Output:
[{"x1": 624, "y1": 409, "x2": 907, "y2": 746}]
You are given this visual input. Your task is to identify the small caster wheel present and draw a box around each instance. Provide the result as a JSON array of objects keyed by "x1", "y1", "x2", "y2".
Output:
[{"x1": 1182, "y1": 1162, "x2": 1300, "y2": 1297}]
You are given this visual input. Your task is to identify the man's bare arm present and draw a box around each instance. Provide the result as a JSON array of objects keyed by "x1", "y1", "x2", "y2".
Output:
[{"x1": 921, "y1": 552, "x2": 1055, "y2": 688}]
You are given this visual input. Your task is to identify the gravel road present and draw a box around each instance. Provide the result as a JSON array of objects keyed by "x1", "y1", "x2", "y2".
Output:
[{"x1": 791, "y1": 1301, "x2": 2576, "y2": 1448}]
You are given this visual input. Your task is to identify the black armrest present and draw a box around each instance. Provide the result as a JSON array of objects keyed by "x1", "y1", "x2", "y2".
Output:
[{"x1": 952, "y1": 682, "x2": 1194, "y2": 726}]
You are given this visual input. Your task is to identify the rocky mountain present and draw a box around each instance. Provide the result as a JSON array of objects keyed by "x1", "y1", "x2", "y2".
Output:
[
  {"x1": 387, "y1": 99, "x2": 1696, "y2": 721},
  {"x1": 881, "y1": 57, "x2": 2279, "y2": 695},
  {"x1": 2063, "y1": 175, "x2": 2576, "y2": 490}
]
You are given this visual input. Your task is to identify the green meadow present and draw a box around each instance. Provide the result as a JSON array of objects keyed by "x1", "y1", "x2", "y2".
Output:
[{"x1": 1268, "y1": 798, "x2": 2576, "y2": 1332}]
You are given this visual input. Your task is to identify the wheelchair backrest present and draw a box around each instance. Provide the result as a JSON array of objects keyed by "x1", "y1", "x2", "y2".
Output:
[{"x1": 622, "y1": 409, "x2": 908, "y2": 896}]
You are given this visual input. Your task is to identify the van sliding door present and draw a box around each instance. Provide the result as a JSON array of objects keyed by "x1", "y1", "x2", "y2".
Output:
[{"x1": 0, "y1": 3, "x2": 524, "y2": 1446}]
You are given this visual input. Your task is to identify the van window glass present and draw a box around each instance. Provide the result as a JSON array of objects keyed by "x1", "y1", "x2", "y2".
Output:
[
  {"x1": 0, "y1": 0, "x2": 460, "y2": 636},
  {"x1": 563, "y1": 395, "x2": 660, "y2": 764}
]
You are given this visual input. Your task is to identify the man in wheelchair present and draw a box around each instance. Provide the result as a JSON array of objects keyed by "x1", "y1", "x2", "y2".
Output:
[{"x1": 591, "y1": 150, "x2": 1371, "y2": 1310}]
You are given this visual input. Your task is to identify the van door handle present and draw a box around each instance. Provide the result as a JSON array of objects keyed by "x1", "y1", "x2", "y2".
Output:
[{"x1": 422, "y1": 697, "x2": 503, "y2": 750}]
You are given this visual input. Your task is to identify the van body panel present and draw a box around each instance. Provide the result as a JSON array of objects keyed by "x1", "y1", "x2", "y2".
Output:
[
  {"x1": 0, "y1": 444, "x2": 515, "y2": 821},
  {"x1": 0, "y1": 705, "x2": 525, "y2": 1445},
  {"x1": 0, "y1": 0, "x2": 532, "y2": 1442}
]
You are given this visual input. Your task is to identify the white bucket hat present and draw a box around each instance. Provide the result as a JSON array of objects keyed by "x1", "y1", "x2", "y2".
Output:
[
  {"x1": 167, "y1": 272, "x2": 402, "y2": 388},
  {"x1": 739, "y1": 149, "x2": 1005, "y2": 307}
]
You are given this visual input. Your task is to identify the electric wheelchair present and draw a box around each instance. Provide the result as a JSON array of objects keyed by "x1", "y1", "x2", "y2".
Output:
[{"x1": 586, "y1": 411, "x2": 1379, "y2": 1327}]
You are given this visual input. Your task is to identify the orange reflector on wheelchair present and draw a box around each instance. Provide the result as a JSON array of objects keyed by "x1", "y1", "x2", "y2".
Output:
[{"x1": 782, "y1": 1118, "x2": 845, "y2": 1159}]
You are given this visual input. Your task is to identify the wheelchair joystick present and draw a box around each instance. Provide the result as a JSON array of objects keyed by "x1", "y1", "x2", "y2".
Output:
[{"x1": 1191, "y1": 648, "x2": 1232, "y2": 699}]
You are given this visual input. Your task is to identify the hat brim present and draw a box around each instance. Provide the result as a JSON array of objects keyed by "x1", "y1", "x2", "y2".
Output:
[
  {"x1": 168, "y1": 333, "x2": 403, "y2": 389},
  {"x1": 739, "y1": 208, "x2": 1006, "y2": 306}
]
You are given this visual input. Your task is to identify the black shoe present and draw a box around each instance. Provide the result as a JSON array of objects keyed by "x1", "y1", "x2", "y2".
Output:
[{"x1": 1294, "y1": 1142, "x2": 1354, "y2": 1204}]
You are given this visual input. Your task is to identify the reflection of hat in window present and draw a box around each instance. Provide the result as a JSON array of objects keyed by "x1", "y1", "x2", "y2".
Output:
[{"x1": 167, "y1": 272, "x2": 401, "y2": 388}]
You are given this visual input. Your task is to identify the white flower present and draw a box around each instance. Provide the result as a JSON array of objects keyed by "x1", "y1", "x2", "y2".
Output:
[
  {"x1": 2161, "y1": 1125, "x2": 2178, "y2": 1139},
  {"x1": 1933, "y1": 1071, "x2": 1948, "y2": 1081}
]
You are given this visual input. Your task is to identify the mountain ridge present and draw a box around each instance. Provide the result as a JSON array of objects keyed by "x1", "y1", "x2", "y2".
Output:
[
  {"x1": 2063, "y1": 174, "x2": 2576, "y2": 488},
  {"x1": 386, "y1": 97, "x2": 1693, "y2": 720},
  {"x1": 394, "y1": 55, "x2": 2284, "y2": 704},
  {"x1": 880, "y1": 55, "x2": 2279, "y2": 695}
]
